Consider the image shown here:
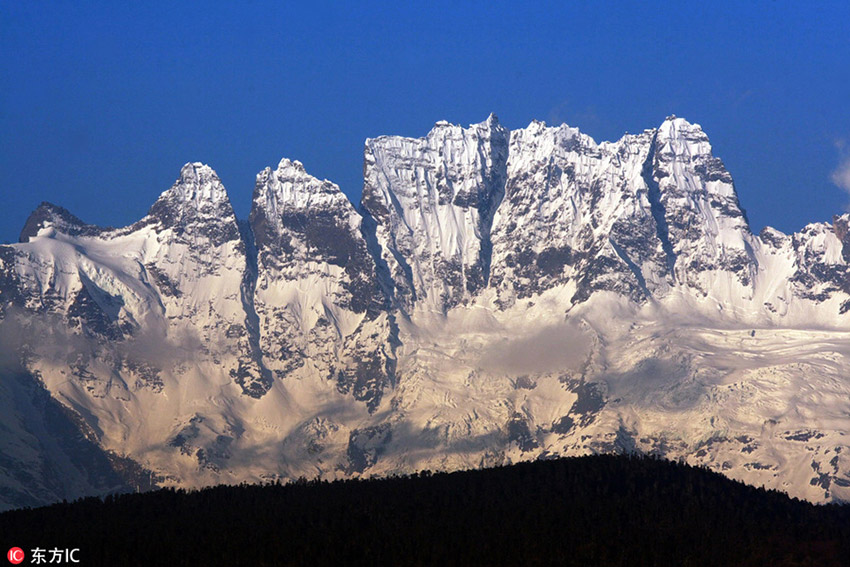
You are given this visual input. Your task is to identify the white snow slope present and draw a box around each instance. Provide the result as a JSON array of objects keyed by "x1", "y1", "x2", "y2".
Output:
[{"x1": 1, "y1": 116, "x2": 849, "y2": 511}]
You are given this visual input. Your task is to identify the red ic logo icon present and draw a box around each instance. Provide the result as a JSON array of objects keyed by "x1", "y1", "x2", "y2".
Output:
[{"x1": 6, "y1": 548, "x2": 24, "y2": 565}]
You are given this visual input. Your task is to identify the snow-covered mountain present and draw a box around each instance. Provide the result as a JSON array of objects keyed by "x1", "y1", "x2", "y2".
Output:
[{"x1": 1, "y1": 115, "x2": 849, "y2": 511}]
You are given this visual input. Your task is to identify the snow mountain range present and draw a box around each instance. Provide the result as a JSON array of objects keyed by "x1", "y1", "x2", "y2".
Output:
[{"x1": 1, "y1": 115, "x2": 849, "y2": 511}]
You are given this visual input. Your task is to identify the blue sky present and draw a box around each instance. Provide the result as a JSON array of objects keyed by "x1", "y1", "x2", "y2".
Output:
[{"x1": 2, "y1": 1, "x2": 849, "y2": 243}]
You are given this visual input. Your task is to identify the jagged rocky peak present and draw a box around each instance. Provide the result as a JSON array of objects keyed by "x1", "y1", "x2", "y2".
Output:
[
  {"x1": 250, "y1": 157, "x2": 364, "y2": 263},
  {"x1": 510, "y1": 118, "x2": 590, "y2": 152},
  {"x1": 361, "y1": 115, "x2": 510, "y2": 312},
  {"x1": 250, "y1": 157, "x2": 384, "y2": 315},
  {"x1": 248, "y1": 157, "x2": 394, "y2": 410},
  {"x1": 144, "y1": 162, "x2": 240, "y2": 244},
  {"x1": 786, "y1": 220, "x2": 850, "y2": 308},
  {"x1": 653, "y1": 116, "x2": 737, "y2": 192},
  {"x1": 833, "y1": 214, "x2": 850, "y2": 263},
  {"x1": 173, "y1": 161, "x2": 230, "y2": 202},
  {"x1": 159, "y1": 162, "x2": 231, "y2": 209},
  {"x1": 759, "y1": 226, "x2": 790, "y2": 249},
  {"x1": 656, "y1": 116, "x2": 711, "y2": 150},
  {"x1": 490, "y1": 117, "x2": 666, "y2": 305},
  {"x1": 363, "y1": 113, "x2": 509, "y2": 213},
  {"x1": 645, "y1": 116, "x2": 757, "y2": 290},
  {"x1": 19, "y1": 202, "x2": 103, "y2": 242},
  {"x1": 501, "y1": 118, "x2": 607, "y2": 206},
  {"x1": 253, "y1": 158, "x2": 356, "y2": 223}
]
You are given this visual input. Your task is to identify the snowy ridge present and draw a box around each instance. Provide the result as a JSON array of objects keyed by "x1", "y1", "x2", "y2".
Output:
[
  {"x1": 0, "y1": 115, "x2": 849, "y2": 511},
  {"x1": 649, "y1": 118, "x2": 758, "y2": 296},
  {"x1": 362, "y1": 113, "x2": 509, "y2": 314},
  {"x1": 250, "y1": 158, "x2": 396, "y2": 410},
  {"x1": 489, "y1": 120, "x2": 663, "y2": 306}
]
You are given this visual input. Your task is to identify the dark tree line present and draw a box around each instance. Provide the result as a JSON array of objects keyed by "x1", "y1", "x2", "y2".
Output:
[{"x1": 1, "y1": 454, "x2": 848, "y2": 566}]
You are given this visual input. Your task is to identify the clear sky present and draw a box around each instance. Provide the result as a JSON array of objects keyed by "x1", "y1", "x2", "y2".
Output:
[{"x1": 2, "y1": 1, "x2": 849, "y2": 244}]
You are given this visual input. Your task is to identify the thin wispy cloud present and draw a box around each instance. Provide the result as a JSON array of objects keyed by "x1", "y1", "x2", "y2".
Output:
[
  {"x1": 831, "y1": 139, "x2": 850, "y2": 207},
  {"x1": 479, "y1": 321, "x2": 591, "y2": 376}
]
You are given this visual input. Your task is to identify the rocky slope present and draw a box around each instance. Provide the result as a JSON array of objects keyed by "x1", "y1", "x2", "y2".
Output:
[{"x1": 1, "y1": 115, "x2": 848, "y2": 510}]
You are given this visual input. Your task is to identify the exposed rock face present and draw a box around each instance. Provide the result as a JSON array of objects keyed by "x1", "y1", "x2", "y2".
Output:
[
  {"x1": 361, "y1": 114, "x2": 509, "y2": 313},
  {"x1": 250, "y1": 159, "x2": 396, "y2": 411},
  {"x1": 649, "y1": 119, "x2": 757, "y2": 294},
  {"x1": 1, "y1": 116, "x2": 849, "y2": 511},
  {"x1": 132, "y1": 163, "x2": 266, "y2": 398},
  {"x1": 490, "y1": 121, "x2": 663, "y2": 306},
  {"x1": 489, "y1": 117, "x2": 759, "y2": 308},
  {"x1": 832, "y1": 213, "x2": 850, "y2": 265},
  {"x1": 19, "y1": 202, "x2": 104, "y2": 242}
]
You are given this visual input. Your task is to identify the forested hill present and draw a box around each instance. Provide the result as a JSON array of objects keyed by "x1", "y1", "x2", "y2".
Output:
[{"x1": 1, "y1": 455, "x2": 848, "y2": 566}]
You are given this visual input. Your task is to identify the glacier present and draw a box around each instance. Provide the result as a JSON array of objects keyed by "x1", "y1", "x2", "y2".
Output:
[{"x1": 1, "y1": 115, "x2": 849, "y2": 510}]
